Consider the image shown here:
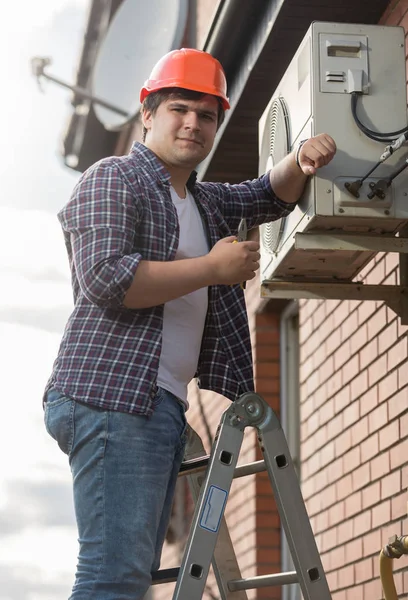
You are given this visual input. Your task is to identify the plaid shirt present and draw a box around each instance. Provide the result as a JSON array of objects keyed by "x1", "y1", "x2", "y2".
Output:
[{"x1": 45, "y1": 142, "x2": 295, "y2": 416}]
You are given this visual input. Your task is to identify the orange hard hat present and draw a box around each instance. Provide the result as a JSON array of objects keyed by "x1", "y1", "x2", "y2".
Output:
[{"x1": 140, "y1": 48, "x2": 230, "y2": 110}]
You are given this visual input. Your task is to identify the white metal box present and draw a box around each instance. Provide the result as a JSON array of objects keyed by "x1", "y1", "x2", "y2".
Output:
[{"x1": 259, "y1": 21, "x2": 408, "y2": 282}]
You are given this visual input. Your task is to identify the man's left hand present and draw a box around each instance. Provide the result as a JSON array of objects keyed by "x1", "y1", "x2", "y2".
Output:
[{"x1": 297, "y1": 134, "x2": 337, "y2": 176}]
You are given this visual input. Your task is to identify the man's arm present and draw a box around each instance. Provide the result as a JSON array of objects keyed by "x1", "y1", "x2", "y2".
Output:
[
  {"x1": 123, "y1": 236, "x2": 260, "y2": 309},
  {"x1": 62, "y1": 162, "x2": 260, "y2": 310},
  {"x1": 270, "y1": 133, "x2": 337, "y2": 204}
]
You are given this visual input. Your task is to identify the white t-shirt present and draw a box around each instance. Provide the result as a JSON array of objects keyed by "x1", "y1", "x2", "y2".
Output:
[{"x1": 157, "y1": 186, "x2": 209, "y2": 407}]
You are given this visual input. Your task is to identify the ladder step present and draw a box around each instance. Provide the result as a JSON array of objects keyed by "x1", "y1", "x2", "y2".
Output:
[
  {"x1": 152, "y1": 568, "x2": 298, "y2": 590},
  {"x1": 151, "y1": 567, "x2": 179, "y2": 585},
  {"x1": 228, "y1": 571, "x2": 298, "y2": 591},
  {"x1": 179, "y1": 456, "x2": 266, "y2": 478}
]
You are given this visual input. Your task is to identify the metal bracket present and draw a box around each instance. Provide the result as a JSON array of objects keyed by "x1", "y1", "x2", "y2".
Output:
[{"x1": 262, "y1": 230, "x2": 408, "y2": 324}]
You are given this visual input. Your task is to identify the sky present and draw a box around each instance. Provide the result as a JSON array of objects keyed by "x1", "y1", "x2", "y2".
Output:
[{"x1": 0, "y1": 1, "x2": 91, "y2": 598}]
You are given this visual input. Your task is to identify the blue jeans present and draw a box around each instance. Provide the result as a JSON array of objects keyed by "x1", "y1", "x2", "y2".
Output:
[{"x1": 44, "y1": 387, "x2": 188, "y2": 600}]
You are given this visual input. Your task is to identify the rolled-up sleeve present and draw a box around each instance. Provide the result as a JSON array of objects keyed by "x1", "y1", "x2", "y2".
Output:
[
  {"x1": 201, "y1": 171, "x2": 296, "y2": 235},
  {"x1": 58, "y1": 161, "x2": 142, "y2": 308}
]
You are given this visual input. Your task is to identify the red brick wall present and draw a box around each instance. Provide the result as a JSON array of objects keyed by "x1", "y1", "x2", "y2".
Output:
[
  {"x1": 254, "y1": 311, "x2": 282, "y2": 599},
  {"x1": 299, "y1": 5, "x2": 408, "y2": 593}
]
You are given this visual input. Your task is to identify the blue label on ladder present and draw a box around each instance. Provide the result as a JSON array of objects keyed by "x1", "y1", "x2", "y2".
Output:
[{"x1": 199, "y1": 485, "x2": 228, "y2": 533}]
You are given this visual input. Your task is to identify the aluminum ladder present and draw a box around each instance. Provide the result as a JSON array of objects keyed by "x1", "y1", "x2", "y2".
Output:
[{"x1": 152, "y1": 392, "x2": 332, "y2": 599}]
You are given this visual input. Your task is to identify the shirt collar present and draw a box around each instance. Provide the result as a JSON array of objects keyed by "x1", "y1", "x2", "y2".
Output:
[{"x1": 130, "y1": 142, "x2": 197, "y2": 191}]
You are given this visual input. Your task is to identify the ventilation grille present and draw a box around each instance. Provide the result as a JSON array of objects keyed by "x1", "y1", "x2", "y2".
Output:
[{"x1": 261, "y1": 97, "x2": 290, "y2": 255}]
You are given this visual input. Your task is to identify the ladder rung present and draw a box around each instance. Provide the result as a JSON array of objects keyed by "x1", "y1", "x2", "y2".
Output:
[
  {"x1": 179, "y1": 457, "x2": 266, "y2": 478},
  {"x1": 152, "y1": 568, "x2": 298, "y2": 590},
  {"x1": 228, "y1": 571, "x2": 298, "y2": 591},
  {"x1": 151, "y1": 567, "x2": 179, "y2": 585}
]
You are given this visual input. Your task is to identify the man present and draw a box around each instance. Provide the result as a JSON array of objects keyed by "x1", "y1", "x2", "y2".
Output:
[{"x1": 43, "y1": 48, "x2": 336, "y2": 599}]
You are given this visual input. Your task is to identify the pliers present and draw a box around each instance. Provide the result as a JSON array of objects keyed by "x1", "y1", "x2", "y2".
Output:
[
  {"x1": 235, "y1": 218, "x2": 248, "y2": 289},
  {"x1": 237, "y1": 218, "x2": 248, "y2": 243}
]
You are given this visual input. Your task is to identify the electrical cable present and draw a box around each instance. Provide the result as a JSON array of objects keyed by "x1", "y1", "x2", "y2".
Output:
[{"x1": 351, "y1": 92, "x2": 408, "y2": 143}]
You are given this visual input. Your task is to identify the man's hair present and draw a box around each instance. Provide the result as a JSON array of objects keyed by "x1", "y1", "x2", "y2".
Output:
[{"x1": 141, "y1": 87, "x2": 225, "y2": 142}]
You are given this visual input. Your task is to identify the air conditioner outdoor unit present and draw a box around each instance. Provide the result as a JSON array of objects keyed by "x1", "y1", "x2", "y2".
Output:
[{"x1": 259, "y1": 21, "x2": 408, "y2": 283}]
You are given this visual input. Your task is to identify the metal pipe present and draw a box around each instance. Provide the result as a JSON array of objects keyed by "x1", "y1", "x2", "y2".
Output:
[
  {"x1": 380, "y1": 535, "x2": 408, "y2": 600},
  {"x1": 30, "y1": 57, "x2": 129, "y2": 117}
]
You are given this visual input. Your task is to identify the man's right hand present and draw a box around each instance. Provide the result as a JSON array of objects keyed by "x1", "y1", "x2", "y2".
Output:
[{"x1": 207, "y1": 236, "x2": 260, "y2": 286}]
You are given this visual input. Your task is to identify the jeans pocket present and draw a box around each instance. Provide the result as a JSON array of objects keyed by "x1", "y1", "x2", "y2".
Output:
[
  {"x1": 44, "y1": 389, "x2": 75, "y2": 456},
  {"x1": 152, "y1": 386, "x2": 165, "y2": 408}
]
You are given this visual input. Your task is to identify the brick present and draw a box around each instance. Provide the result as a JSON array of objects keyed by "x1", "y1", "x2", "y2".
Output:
[
  {"x1": 336, "y1": 474, "x2": 353, "y2": 501},
  {"x1": 387, "y1": 338, "x2": 408, "y2": 370},
  {"x1": 391, "y1": 491, "x2": 407, "y2": 520},
  {"x1": 398, "y1": 364, "x2": 408, "y2": 388},
  {"x1": 370, "y1": 451, "x2": 390, "y2": 482},
  {"x1": 355, "y1": 556, "x2": 373, "y2": 584},
  {"x1": 337, "y1": 564, "x2": 354, "y2": 588},
  {"x1": 361, "y1": 433, "x2": 379, "y2": 463},
  {"x1": 326, "y1": 570, "x2": 338, "y2": 592},
  {"x1": 340, "y1": 308, "x2": 358, "y2": 340},
  {"x1": 328, "y1": 500, "x2": 345, "y2": 527},
  {"x1": 368, "y1": 355, "x2": 388, "y2": 387},
  {"x1": 378, "y1": 320, "x2": 398, "y2": 354},
  {"x1": 332, "y1": 590, "x2": 347, "y2": 600},
  {"x1": 372, "y1": 500, "x2": 391, "y2": 528},
  {"x1": 255, "y1": 377, "x2": 279, "y2": 394},
  {"x1": 341, "y1": 355, "x2": 360, "y2": 386},
  {"x1": 388, "y1": 387, "x2": 408, "y2": 420},
  {"x1": 343, "y1": 446, "x2": 361, "y2": 474},
  {"x1": 345, "y1": 491, "x2": 362, "y2": 518},
  {"x1": 255, "y1": 361, "x2": 280, "y2": 378},
  {"x1": 255, "y1": 343, "x2": 280, "y2": 361},
  {"x1": 367, "y1": 306, "x2": 388, "y2": 338},
  {"x1": 327, "y1": 371, "x2": 343, "y2": 398},
  {"x1": 390, "y1": 438, "x2": 408, "y2": 469},
  {"x1": 337, "y1": 518, "x2": 354, "y2": 545},
  {"x1": 357, "y1": 300, "x2": 377, "y2": 326},
  {"x1": 360, "y1": 338, "x2": 379, "y2": 370},
  {"x1": 379, "y1": 419, "x2": 400, "y2": 452},
  {"x1": 350, "y1": 416, "x2": 369, "y2": 446},
  {"x1": 353, "y1": 511, "x2": 371, "y2": 537},
  {"x1": 334, "y1": 341, "x2": 351, "y2": 371},
  {"x1": 318, "y1": 399, "x2": 335, "y2": 428},
  {"x1": 325, "y1": 329, "x2": 342, "y2": 357},
  {"x1": 352, "y1": 463, "x2": 370, "y2": 491},
  {"x1": 368, "y1": 402, "x2": 388, "y2": 434},
  {"x1": 334, "y1": 384, "x2": 351, "y2": 413},
  {"x1": 328, "y1": 412, "x2": 344, "y2": 439},
  {"x1": 350, "y1": 370, "x2": 369, "y2": 400},
  {"x1": 362, "y1": 481, "x2": 381, "y2": 510},
  {"x1": 363, "y1": 578, "x2": 383, "y2": 600},
  {"x1": 362, "y1": 528, "x2": 382, "y2": 558},
  {"x1": 335, "y1": 428, "x2": 352, "y2": 457},
  {"x1": 345, "y1": 537, "x2": 363, "y2": 565},
  {"x1": 343, "y1": 400, "x2": 360, "y2": 429},
  {"x1": 350, "y1": 318, "x2": 368, "y2": 350},
  {"x1": 360, "y1": 387, "x2": 378, "y2": 417},
  {"x1": 378, "y1": 371, "x2": 399, "y2": 404}
]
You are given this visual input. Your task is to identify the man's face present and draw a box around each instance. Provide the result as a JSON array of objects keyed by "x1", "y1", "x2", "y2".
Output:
[{"x1": 142, "y1": 95, "x2": 219, "y2": 170}]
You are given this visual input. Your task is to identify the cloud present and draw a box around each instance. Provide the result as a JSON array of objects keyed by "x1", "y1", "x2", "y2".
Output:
[
  {"x1": 0, "y1": 206, "x2": 70, "y2": 281},
  {"x1": 0, "y1": 478, "x2": 74, "y2": 536},
  {"x1": 0, "y1": 564, "x2": 72, "y2": 600},
  {"x1": 0, "y1": 306, "x2": 71, "y2": 333},
  {"x1": 0, "y1": 321, "x2": 77, "y2": 597}
]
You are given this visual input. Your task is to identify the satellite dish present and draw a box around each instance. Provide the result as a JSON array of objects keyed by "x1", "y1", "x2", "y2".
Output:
[{"x1": 92, "y1": 0, "x2": 188, "y2": 131}]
